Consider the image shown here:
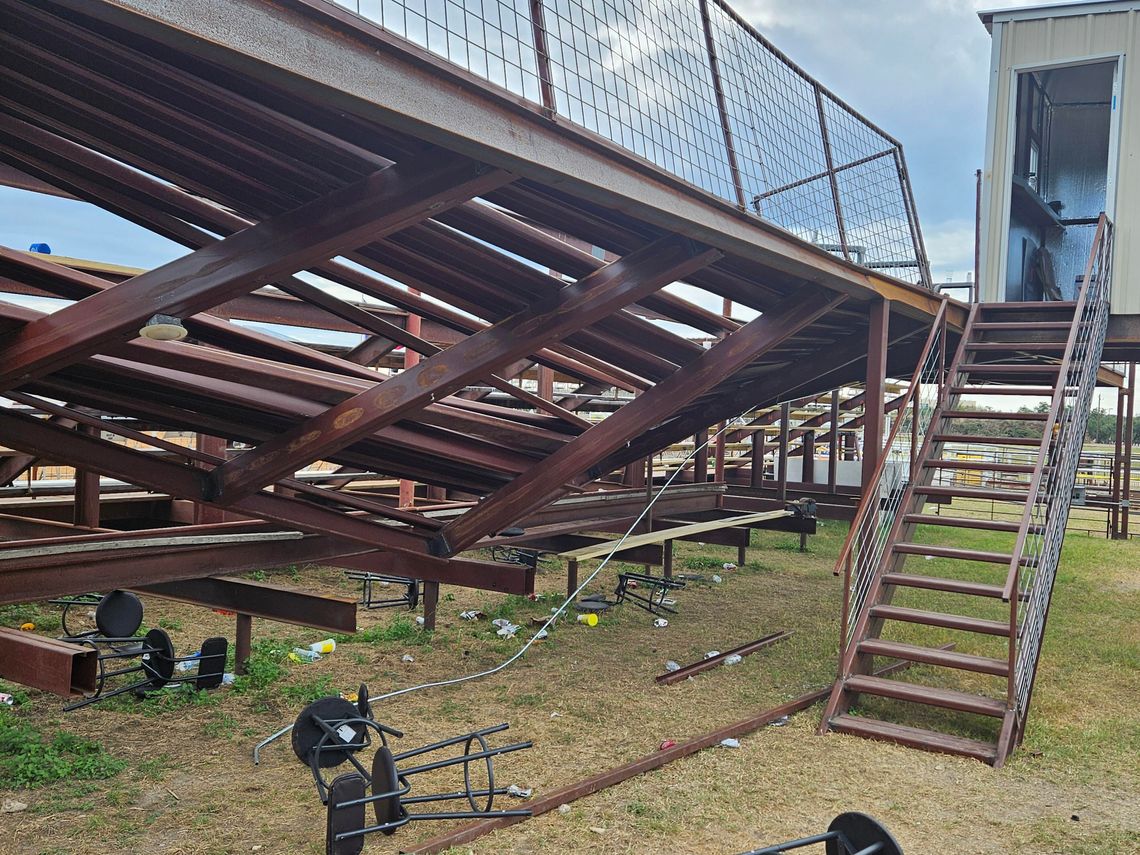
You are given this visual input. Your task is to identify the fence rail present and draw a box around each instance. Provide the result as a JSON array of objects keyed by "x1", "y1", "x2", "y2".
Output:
[{"x1": 327, "y1": 0, "x2": 930, "y2": 286}]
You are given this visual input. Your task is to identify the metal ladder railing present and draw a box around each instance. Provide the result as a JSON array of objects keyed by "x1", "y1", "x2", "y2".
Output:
[
  {"x1": 1005, "y1": 215, "x2": 1114, "y2": 731},
  {"x1": 835, "y1": 299, "x2": 950, "y2": 655}
]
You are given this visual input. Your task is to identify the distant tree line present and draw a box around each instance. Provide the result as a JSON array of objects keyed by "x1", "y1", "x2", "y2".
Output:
[{"x1": 945, "y1": 402, "x2": 1140, "y2": 445}]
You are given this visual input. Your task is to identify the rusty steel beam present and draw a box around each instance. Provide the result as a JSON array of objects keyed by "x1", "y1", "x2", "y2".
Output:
[
  {"x1": 210, "y1": 235, "x2": 721, "y2": 501},
  {"x1": 0, "y1": 627, "x2": 98, "y2": 697},
  {"x1": 0, "y1": 149, "x2": 510, "y2": 389},
  {"x1": 0, "y1": 409, "x2": 432, "y2": 554},
  {"x1": 330, "y1": 552, "x2": 534, "y2": 596},
  {"x1": 135, "y1": 576, "x2": 357, "y2": 633},
  {"x1": 436, "y1": 289, "x2": 846, "y2": 554},
  {"x1": 0, "y1": 534, "x2": 370, "y2": 606},
  {"x1": 655, "y1": 630, "x2": 793, "y2": 685}
]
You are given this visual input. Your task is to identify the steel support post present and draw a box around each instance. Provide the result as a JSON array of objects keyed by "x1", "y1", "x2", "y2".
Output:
[
  {"x1": 777, "y1": 402, "x2": 790, "y2": 503},
  {"x1": 861, "y1": 300, "x2": 889, "y2": 490},
  {"x1": 1112, "y1": 387, "x2": 1124, "y2": 537},
  {"x1": 713, "y1": 421, "x2": 727, "y2": 482},
  {"x1": 422, "y1": 581, "x2": 439, "y2": 631},
  {"x1": 801, "y1": 429, "x2": 815, "y2": 484},
  {"x1": 750, "y1": 429, "x2": 765, "y2": 488},
  {"x1": 698, "y1": 0, "x2": 747, "y2": 210},
  {"x1": 194, "y1": 434, "x2": 227, "y2": 525},
  {"x1": 694, "y1": 430, "x2": 709, "y2": 484},
  {"x1": 73, "y1": 424, "x2": 100, "y2": 528},
  {"x1": 235, "y1": 612, "x2": 252, "y2": 676},
  {"x1": 1124, "y1": 363, "x2": 1136, "y2": 537},
  {"x1": 828, "y1": 392, "x2": 840, "y2": 494}
]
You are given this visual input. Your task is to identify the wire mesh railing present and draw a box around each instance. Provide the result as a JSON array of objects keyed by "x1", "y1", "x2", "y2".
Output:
[
  {"x1": 326, "y1": 0, "x2": 930, "y2": 286},
  {"x1": 1007, "y1": 215, "x2": 1113, "y2": 716},
  {"x1": 837, "y1": 300, "x2": 948, "y2": 649}
]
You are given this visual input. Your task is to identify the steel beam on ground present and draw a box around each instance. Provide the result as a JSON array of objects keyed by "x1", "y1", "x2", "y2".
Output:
[
  {"x1": 210, "y1": 235, "x2": 720, "y2": 501},
  {"x1": 0, "y1": 627, "x2": 98, "y2": 697},
  {"x1": 0, "y1": 149, "x2": 509, "y2": 389},
  {"x1": 135, "y1": 576, "x2": 356, "y2": 633},
  {"x1": 436, "y1": 289, "x2": 846, "y2": 554}
]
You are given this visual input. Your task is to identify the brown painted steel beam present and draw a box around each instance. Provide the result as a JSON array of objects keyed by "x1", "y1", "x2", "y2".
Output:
[
  {"x1": 330, "y1": 552, "x2": 534, "y2": 596},
  {"x1": 0, "y1": 149, "x2": 510, "y2": 389},
  {"x1": 135, "y1": 576, "x2": 357, "y2": 633},
  {"x1": 0, "y1": 628, "x2": 97, "y2": 697},
  {"x1": 0, "y1": 409, "x2": 431, "y2": 554},
  {"x1": 210, "y1": 235, "x2": 721, "y2": 501},
  {"x1": 437, "y1": 288, "x2": 847, "y2": 554}
]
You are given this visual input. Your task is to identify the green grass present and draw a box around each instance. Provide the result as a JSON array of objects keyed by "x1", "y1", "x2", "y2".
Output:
[{"x1": 0, "y1": 711, "x2": 126, "y2": 788}]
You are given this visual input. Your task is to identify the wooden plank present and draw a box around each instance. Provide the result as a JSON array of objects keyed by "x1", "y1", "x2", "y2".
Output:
[{"x1": 556, "y1": 510, "x2": 790, "y2": 559}]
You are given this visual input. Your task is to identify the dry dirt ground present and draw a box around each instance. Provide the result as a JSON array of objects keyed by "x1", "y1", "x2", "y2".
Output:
[{"x1": 1, "y1": 519, "x2": 1138, "y2": 855}]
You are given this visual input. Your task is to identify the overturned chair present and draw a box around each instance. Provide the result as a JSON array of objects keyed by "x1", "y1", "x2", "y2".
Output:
[
  {"x1": 56, "y1": 590, "x2": 227, "y2": 711},
  {"x1": 741, "y1": 812, "x2": 902, "y2": 855},
  {"x1": 291, "y1": 685, "x2": 533, "y2": 854}
]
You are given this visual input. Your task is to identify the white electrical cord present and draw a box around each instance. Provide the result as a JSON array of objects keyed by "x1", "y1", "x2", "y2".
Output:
[{"x1": 253, "y1": 412, "x2": 750, "y2": 763}]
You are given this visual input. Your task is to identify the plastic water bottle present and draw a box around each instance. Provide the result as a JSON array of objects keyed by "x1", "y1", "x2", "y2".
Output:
[{"x1": 290, "y1": 647, "x2": 321, "y2": 663}]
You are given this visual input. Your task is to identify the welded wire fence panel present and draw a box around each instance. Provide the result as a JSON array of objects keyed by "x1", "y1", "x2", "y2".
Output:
[
  {"x1": 542, "y1": 0, "x2": 736, "y2": 198},
  {"x1": 333, "y1": 0, "x2": 543, "y2": 100},
  {"x1": 327, "y1": 0, "x2": 930, "y2": 286}
]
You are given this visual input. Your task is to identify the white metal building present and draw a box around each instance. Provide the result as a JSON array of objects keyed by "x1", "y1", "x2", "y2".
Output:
[{"x1": 979, "y1": 1, "x2": 1140, "y2": 318}]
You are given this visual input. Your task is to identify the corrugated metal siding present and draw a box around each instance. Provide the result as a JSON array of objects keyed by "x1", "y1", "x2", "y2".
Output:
[{"x1": 982, "y1": 11, "x2": 1139, "y2": 315}]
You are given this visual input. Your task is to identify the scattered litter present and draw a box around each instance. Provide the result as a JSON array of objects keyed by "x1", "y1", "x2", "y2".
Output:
[
  {"x1": 719, "y1": 738, "x2": 741, "y2": 749},
  {"x1": 723, "y1": 654, "x2": 743, "y2": 666},
  {"x1": 460, "y1": 610, "x2": 485, "y2": 621},
  {"x1": 589, "y1": 827, "x2": 606, "y2": 835},
  {"x1": 491, "y1": 618, "x2": 512, "y2": 627},
  {"x1": 534, "y1": 629, "x2": 549, "y2": 640},
  {"x1": 558, "y1": 804, "x2": 571, "y2": 815},
  {"x1": 658, "y1": 739, "x2": 676, "y2": 751},
  {"x1": 221, "y1": 673, "x2": 235, "y2": 686},
  {"x1": 341, "y1": 691, "x2": 359, "y2": 703},
  {"x1": 768, "y1": 715, "x2": 790, "y2": 728},
  {"x1": 712, "y1": 574, "x2": 723, "y2": 583},
  {"x1": 626, "y1": 580, "x2": 639, "y2": 589},
  {"x1": 175, "y1": 651, "x2": 201, "y2": 672},
  {"x1": 576, "y1": 613, "x2": 598, "y2": 627},
  {"x1": 415, "y1": 616, "x2": 425, "y2": 626},
  {"x1": 18, "y1": 622, "x2": 34, "y2": 631},
  {"x1": 506, "y1": 784, "x2": 532, "y2": 799},
  {"x1": 664, "y1": 660, "x2": 681, "y2": 672},
  {"x1": 308, "y1": 639, "x2": 336, "y2": 655},
  {"x1": 924, "y1": 554, "x2": 935, "y2": 560},
  {"x1": 289, "y1": 648, "x2": 321, "y2": 664},
  {"x1": 661, "y1": 597, "x2": 677, "y2": 607},
  {"x1": 653, "y1": 618, "x2": 669, "y2": 628},
  {"x1": 496, "y1": 627, "x2": 518, "y2": 639},
  {"x1": 704, "y1": 651, "x2": 721, "y2": 659},
  {"x1": 1071, "y1": 814, "x2": 1080, "y2": 822},
  {"x1": 401, "y1": 654, "x2": 415, "y2": 663},
  {"x1": 1, "y1": 799, "x2": 28, "y2": 813},
  {"x1": 0, "y1": 693, "x2": 15, "y2": 706},
  {"x1": 722, "y1": 563, "x2": 737, "y2": 571},
  {"x1": 549, "y1": 711, "x2": 563, "y2": 719}
]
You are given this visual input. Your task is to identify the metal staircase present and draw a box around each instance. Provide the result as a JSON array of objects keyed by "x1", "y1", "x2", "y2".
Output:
[{"x1": 820, "y1": 216, "x2": 1114, "y2": 767}]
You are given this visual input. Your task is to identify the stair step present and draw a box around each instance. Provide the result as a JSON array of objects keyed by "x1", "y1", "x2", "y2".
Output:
[
  {"x1": 857, "y1": 639, "x2": 1009, "y2": 676},
  {"x1": 881, "y1": 573, "x2": 1007, "y2": 598},
  {"x1": 924, "y1": 459, "x2": 1037, "y2": 473},
  {"x1": 980, "y1": 300, "x2": 1077, "y2": 311},
  {"x1": 951, "y1": 385, "x2": 1058, "y2": 396},
  {"x1": 914, "y1": 484, "x2": 1029, "y2": 501},
  {"x1": 844, "y1": 675, "x2": 1009, "y2": 717},
  {"x1": 902, "y1": 513, "x2": 1029, "y2": 533},
  {"x1": 965, "y1": 342, "x2": 1067, "y2": 351},
  {"x1": 869, "y1": 605, "x2": 1013, "y2": 637},
  {"x1": 828, "y1": 714, "x2": 998, "y2": 763},
  {"x1": 892, "y1": 542, "x2": 1019, "y2": 564},
  {"x1": 932, "y1": 433, "x2": 1043, "y2": 447},
  {"x1": 971, "y1": 321, "x2": 1072, "y2": 331},
  {"x1": 959, "y1": 363, "x2": 1062, "y2": 375},
  {"x1": 941, "y1": 409, "x2": 1047, "y2": 421}
]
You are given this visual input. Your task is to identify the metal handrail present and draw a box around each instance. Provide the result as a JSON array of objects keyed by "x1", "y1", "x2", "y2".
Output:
[
  {"x1": 1004, "y1": 214, "x2": 1113, "y2": 716},
  {"x1": 836, "y1": 298, "x2": 949, "y2": 648}
]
